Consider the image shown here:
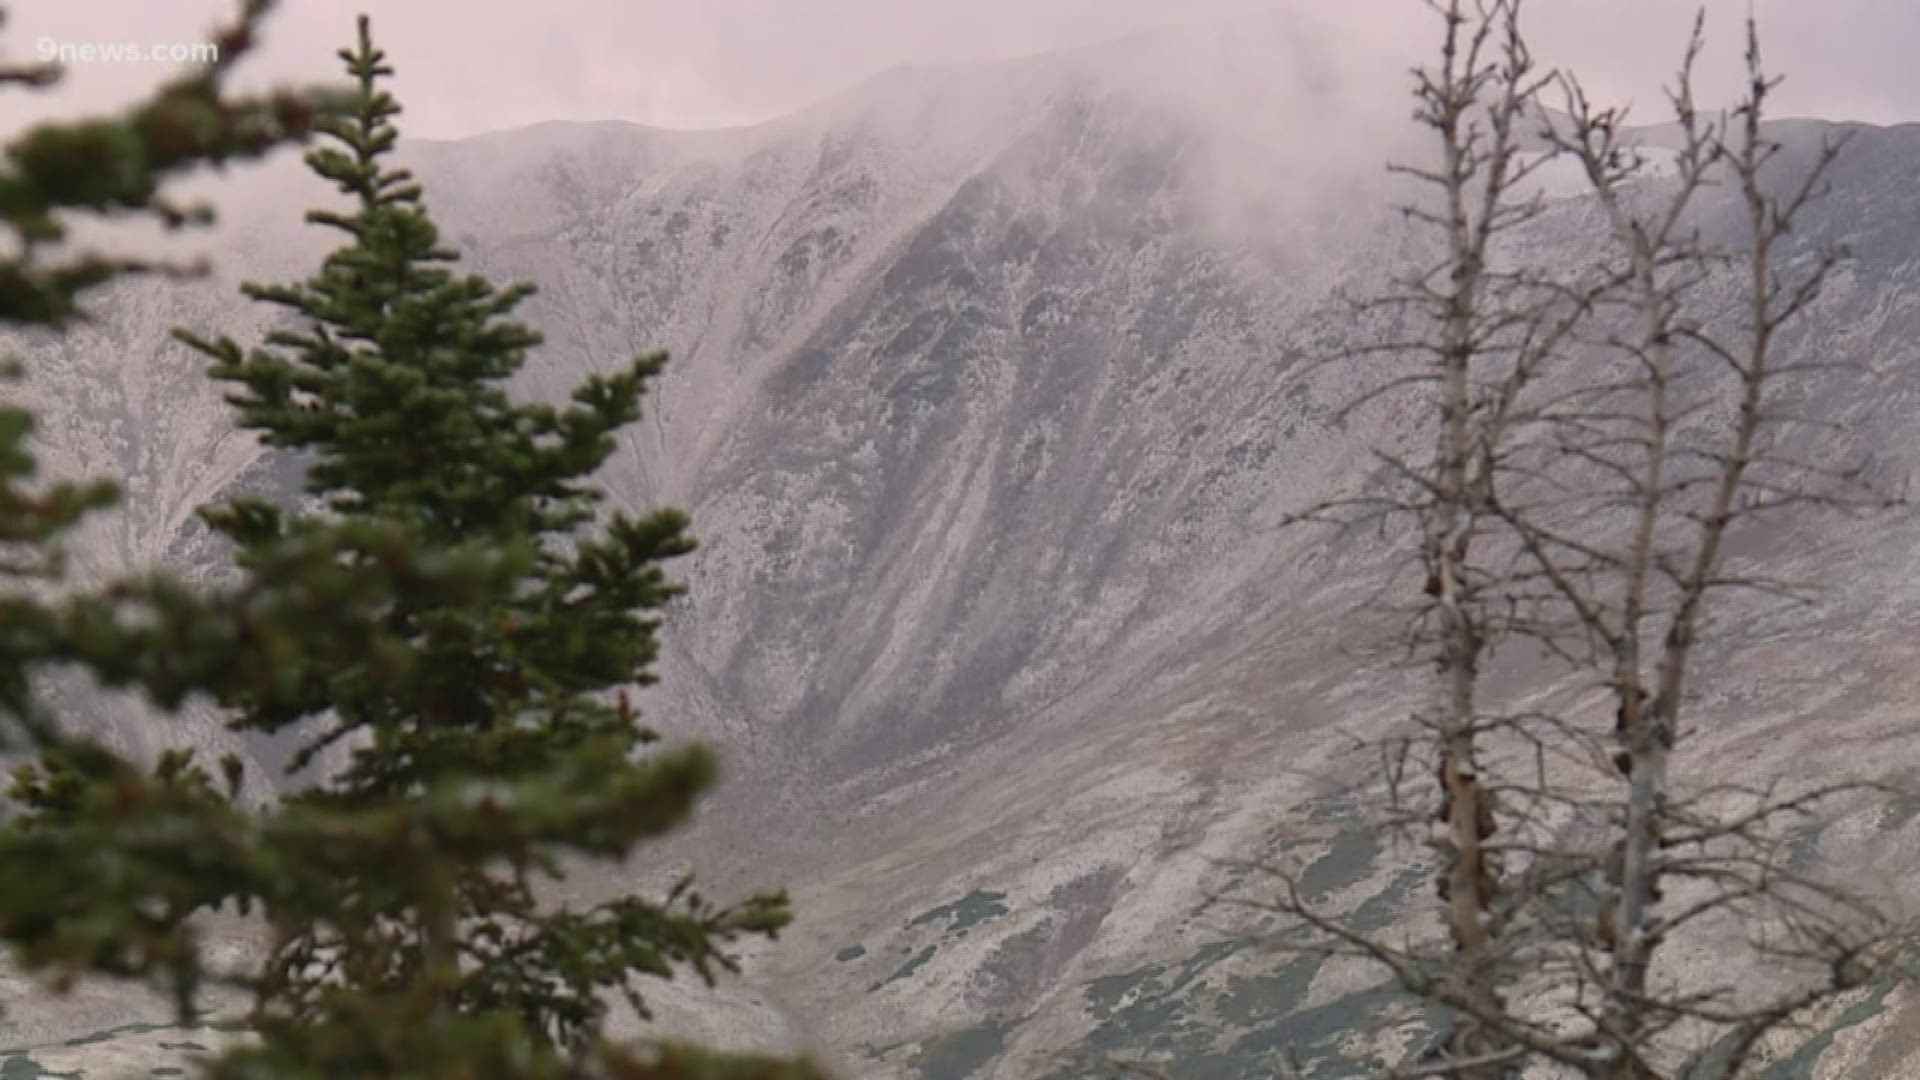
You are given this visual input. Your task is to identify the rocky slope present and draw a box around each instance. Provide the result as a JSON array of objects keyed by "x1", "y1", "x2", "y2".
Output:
[{"x1": 9, "y1": 21, "x2": 1920, "y2": 1079}]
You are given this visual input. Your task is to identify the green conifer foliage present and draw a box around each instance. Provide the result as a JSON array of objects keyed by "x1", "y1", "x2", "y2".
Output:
[
  {"x1": 0, "y1": 6, "x2": 529, "y2": 1025},
  {"x1": 168, "y1": 16, "x2": 800, "y2": 1075},
  {"x1": 0, "y1": 0, "x2": 335, "y2": 736},
  {"x1": 0, "y1": 6, "x2": 818, "y2": 1076},
  {"x1": 0, "y1": 1, "x2": 397, "y2": 1011}
]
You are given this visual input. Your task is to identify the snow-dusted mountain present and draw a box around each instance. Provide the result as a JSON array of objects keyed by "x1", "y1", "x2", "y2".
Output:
[{"x1": 11, "y1": 20, "x2": 1920, "y2": 1080}]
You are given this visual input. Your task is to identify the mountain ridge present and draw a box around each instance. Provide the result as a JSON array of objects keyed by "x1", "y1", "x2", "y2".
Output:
[{"x1": 11, "y1": 30, "x2": 1920, "y2": 1077}]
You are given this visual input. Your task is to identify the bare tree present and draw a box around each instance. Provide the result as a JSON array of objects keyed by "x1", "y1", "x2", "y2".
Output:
[
  {"x1": 1253, "y1": 3, "x2": 1906, "y2": 1078},
  {"x1": 1276, "y1": 0, "x2": 1589, "y2": 1074}
]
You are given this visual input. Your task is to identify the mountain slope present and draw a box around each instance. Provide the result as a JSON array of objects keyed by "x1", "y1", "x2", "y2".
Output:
[{"x1": 10, "y1": 25, "x2": 1920, "y2": 1078}]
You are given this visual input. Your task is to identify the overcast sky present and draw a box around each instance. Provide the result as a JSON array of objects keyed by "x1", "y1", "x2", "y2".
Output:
[{"x1": 8, "y1": 0, "x2": 1920, "y2": 138}]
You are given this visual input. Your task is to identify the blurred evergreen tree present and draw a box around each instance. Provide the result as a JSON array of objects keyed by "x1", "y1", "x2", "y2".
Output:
[
  {"x1": 0, "y1": 6, "x2": 815, "y2": 1077},
  {"x1": 173, "y1": 16, "x2": 795, "y2": 1072}
]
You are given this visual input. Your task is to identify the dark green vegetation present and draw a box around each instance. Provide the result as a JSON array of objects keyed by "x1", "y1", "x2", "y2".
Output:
[
  {"x1": 863, "y1": 802, "x2": 1444, "y2": 1079},
  {"x1": 912, "y1": 1019, "x2": 1011, "y2": 1080},
  {"x1": 0, "y1": 6, "x2": 816, "y2": 1078},
  {"x1": 1043, "y1": 941, "x2": 1414, "y2": 1080},
  {"x1": 0, "y1": 1060, "x2": 75, "y2": 1080},
  {"x1": 908, "y1": 891, "x2": 1011, "y2": 937},
  {"x1": 872, "y1": 946, "x2": 940, "y2": 993},
  {"x1": 855, "y1": 888, "x2": 1019, "y2": 995}
]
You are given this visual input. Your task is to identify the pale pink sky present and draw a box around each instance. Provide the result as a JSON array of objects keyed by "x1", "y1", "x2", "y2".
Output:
[{"x1": 7, "y1": 0, "x2": 1918, "y2": 138}]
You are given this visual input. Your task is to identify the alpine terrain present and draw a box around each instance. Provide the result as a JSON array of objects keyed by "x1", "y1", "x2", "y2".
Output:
[{"x1": 10, "y1": 17, "x2": 1920, "y2": 1080}]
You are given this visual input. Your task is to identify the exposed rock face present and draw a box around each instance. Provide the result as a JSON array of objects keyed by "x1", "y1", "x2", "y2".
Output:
[{"x1": 9, "y1": 22, "x2": 1920, "y2": 1079}]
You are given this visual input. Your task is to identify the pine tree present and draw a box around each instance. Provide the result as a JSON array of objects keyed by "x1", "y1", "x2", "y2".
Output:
[
  {"x1": 164, "y1": 17, "x2": 801, "y2": 1077},
  {"x1": 0, "y1": 0, "x2": 532, "y2": 1046},
  {"x1": 0, "y1": 7, "x2": 818, "y2": 1076}
]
